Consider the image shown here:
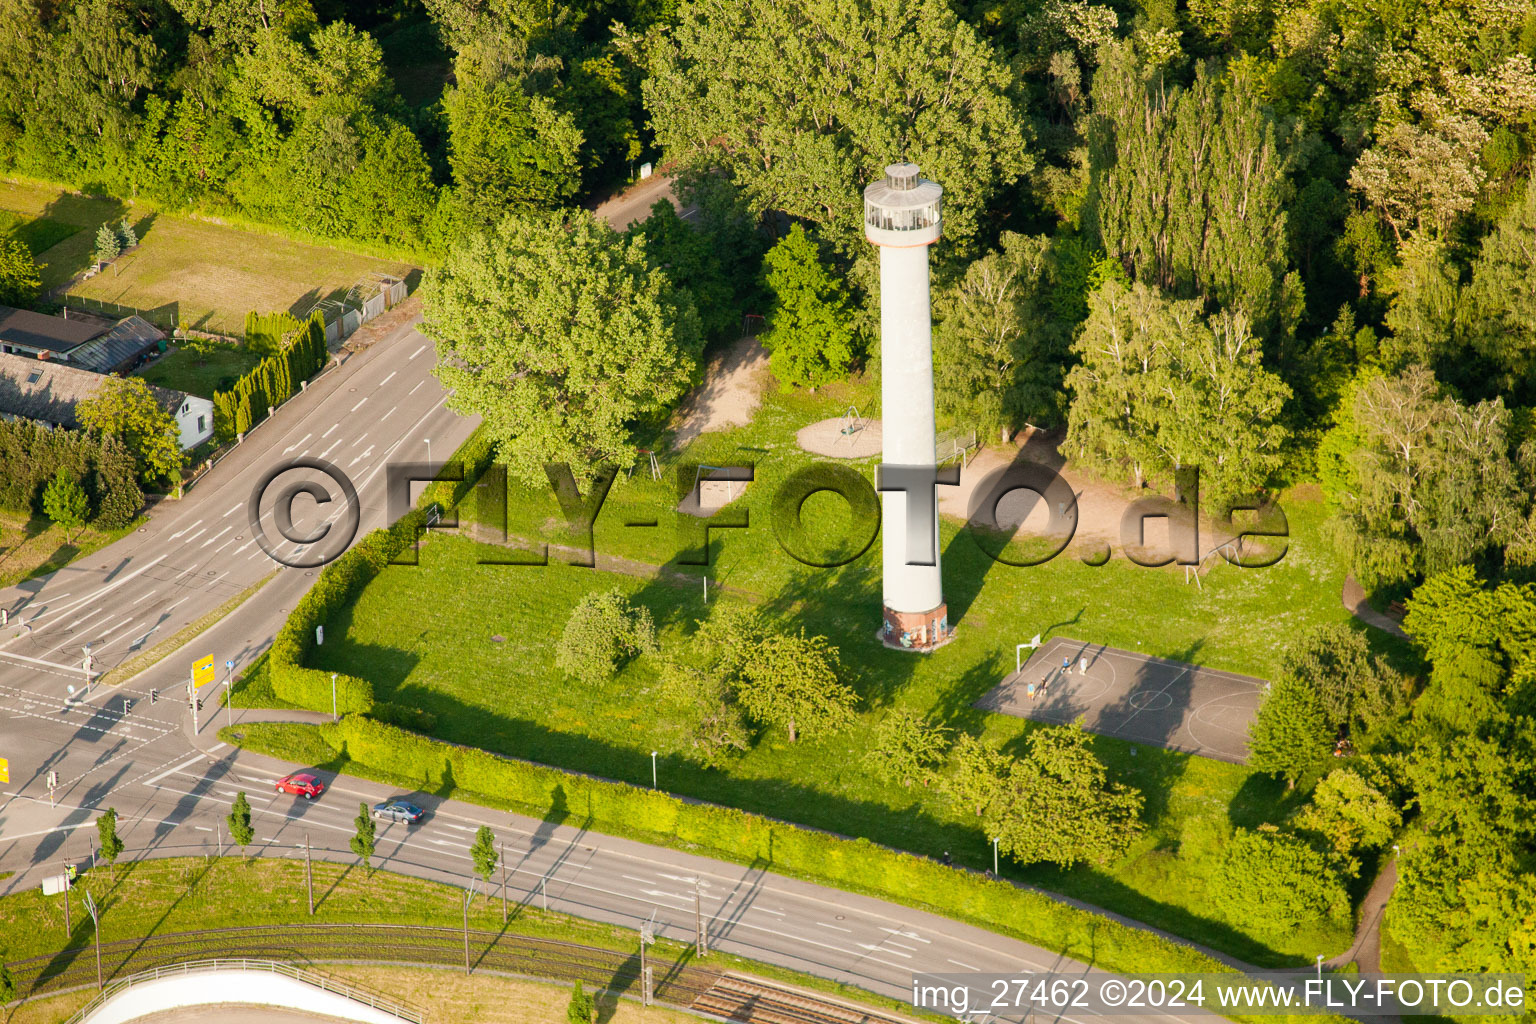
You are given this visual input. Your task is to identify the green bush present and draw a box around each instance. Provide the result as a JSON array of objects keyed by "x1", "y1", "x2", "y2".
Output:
[{"x1": 267, "y1": 509, "x2": 429, "y2": 714}]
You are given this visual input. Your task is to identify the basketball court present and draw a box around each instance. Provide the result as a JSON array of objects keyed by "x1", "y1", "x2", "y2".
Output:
[{"x1": 975, "y1": 636, "x2": 1267, "y2": 764}]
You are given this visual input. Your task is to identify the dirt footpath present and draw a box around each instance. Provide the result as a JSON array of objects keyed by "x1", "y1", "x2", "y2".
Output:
[{"x1": 669, "y1": 335, "x2": 769, "y2": 448}]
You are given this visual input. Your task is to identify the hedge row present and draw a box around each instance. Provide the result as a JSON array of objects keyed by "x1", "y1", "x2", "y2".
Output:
[
  {"x1": 213, "y1": 311, "x2": 328, "y2": 440},
  {"x1": 314, "y1": 714, "x2": 1223, "y2": 976},
  {"x1": 0, "y1": 418, "x2": 142, "y2": 526},
  {"x1": 268, "y1": 509, "x2": 430, "y2": 714}
]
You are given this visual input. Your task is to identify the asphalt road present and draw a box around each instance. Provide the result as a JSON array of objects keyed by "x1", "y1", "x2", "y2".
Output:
[{"x1": 0, "y1": 181, "x2": 1227, "y2": 1024}]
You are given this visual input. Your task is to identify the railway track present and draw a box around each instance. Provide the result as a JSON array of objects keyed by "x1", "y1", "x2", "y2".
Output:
[{"x1": 5, "y1": 924, "x2": 918, "y2": 1024}]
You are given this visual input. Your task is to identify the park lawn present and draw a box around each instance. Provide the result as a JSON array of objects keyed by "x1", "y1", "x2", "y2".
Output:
[
  {"x1": 307, "y1": 503, "x2": 1358, "y2": 964},
  {"x1": 0, "y1": 208, "x2": 79, "y2": 260},
  {"x1": 0, "y1": 180, "x2": 414, "y2": 332},
  {"x1": 0, "y1": 509, "x2": 139, "y2": 590},
  {"x1": 136, "y1": 343, "x2": 262, "y2": 398}
]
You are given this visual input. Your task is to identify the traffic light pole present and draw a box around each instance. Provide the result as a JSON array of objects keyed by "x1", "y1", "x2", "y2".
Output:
[
  {"x1": 188, "y1": 675, "x2": 198, "y2": 735},
  {"x1": 305, "y1": 833, "x2": 314, "y2": 915}
]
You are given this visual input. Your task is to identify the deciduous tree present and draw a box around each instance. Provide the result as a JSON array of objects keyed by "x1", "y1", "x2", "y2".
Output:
[
  {"x1": 97, "y1": 807, "x2": 124, "y2": 870},
  {"x1": 738, "y1": 630, "x2": 856, "y2": 743},
  {"x1": 228, "y1": 791, "x2": 254, "y2": 848},
  {"x1": 424, "y1": 209, "x2": 703, "y2": 486},
  {"x1": 985, "y1": 722, "x2": 1143, "y2": 867},
  {"x1": 1279, "y1": 623, "x2": 1406, "y2": 733},
  {"x1": 42, "y1": 469, "x2": 88, "y2": 531},
  {"x1": 935, "y1": 233, "x2": 1067, "y2": 438},
  {"x1": 351, "y1": 801, "x2": 376, "y2": 871},
  {"x1": 759, "y1": 225, "x2": 858, "y2": 389},
  {"x1": 865, "y1": 709, "x2": 950, "y2": 787},
  {"x1": 1247, "y1": 674, "x2": 1331, "y2": 788},
  {"x1": 1210, "y1": 828, "x2": 1350, "y2": 937},
  {"x1": 75, "y1": 377, "x2": 184, "y2": 487},
  {"x1": 0, "y1": 238, "x2": 41, "y2": 307},
  {"x1": 555, "y1": 589, "x2": 657, "y2": 686},
  {"x1": 644, "y1": 0, "x2": 1031, "y2": 258},
  {"x1": 470, "y1": 825, "x2": 498, "y2": 884}
]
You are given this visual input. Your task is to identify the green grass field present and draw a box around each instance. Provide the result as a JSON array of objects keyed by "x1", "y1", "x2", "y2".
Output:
[
  {"x1": 0, "y1": 208, "x2": 80, "y2": 260},
  {"x1": 136, "y1": 343, "x2": 262, "y2": 398},
  {"x1": 0, "y1": 510, "x2": 139, "y2": 590},
  {"x1": 0, "y1": 180, "x2": 414, "y2": 332},
  {"x1": 257, "y1": 377, "x2": 1381, "y2": 966}
]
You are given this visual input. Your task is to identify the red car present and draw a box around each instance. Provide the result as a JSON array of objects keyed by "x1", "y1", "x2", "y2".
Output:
[{"x1": 275, "y1": 773, "x2": 325, "y2": 799}]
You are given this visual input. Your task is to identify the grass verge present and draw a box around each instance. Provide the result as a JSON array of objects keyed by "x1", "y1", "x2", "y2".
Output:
[{"x1": 0, "y1": 512, "x2": 141, "y2": 590}]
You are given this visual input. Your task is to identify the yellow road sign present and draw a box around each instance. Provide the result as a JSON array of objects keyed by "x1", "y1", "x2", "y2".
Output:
[
  {"x1": 0, "y1": 758, "x2": 9, "y2": 784},
  {"x1": 192, "y1": 655, "x2": 216, "y2": 688}
]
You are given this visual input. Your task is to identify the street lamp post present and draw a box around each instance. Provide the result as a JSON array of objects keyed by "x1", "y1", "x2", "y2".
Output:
[
  {"x1": 331, "y1": 672, "x2": 338, "y2": 721},
  {"x1": 650, "y1": 751, "x2": 658, "y2": 789},
  {"x1": 1315, "y1": 954, "x2": 1324, "y2": 980},
  {"x1": 992, "y1": 837, "x2": 999, "y2": 875},
  {"x1": 425, "y1": 438, "x2": 432, "y2": 476},
  {"x1": 224, "y1": 660, "x2": 234, "y2": 733}
]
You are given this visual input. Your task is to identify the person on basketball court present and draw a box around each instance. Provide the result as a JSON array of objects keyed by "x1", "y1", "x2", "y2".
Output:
[
  {"x1": 1079, "y1": 656, "x2": 1088, "y2": 675},
  {"x1": 1027, "y1": 681, "x2": 1038, "y2": 700}
]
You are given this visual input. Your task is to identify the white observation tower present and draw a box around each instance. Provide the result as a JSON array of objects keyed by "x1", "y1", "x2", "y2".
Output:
[{"x1": 865, "y1": 162, "x2": 952, "y2": 652}]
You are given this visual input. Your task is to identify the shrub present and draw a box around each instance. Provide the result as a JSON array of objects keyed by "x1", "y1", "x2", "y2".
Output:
[
  {"x1": 1210, "y1": 828, "x2": 1350, "y2": 938},
  {"x1": 555, "y1": 589, "x2": 657, "y2": 685},
  {"x1": 213, "y1": 312, "x2": 328, "y2": 440}
]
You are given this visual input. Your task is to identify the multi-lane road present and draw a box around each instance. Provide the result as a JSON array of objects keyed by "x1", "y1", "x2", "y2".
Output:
[{"x1": 0, "y1": 180, "x2": 1223, "y2": 1024}]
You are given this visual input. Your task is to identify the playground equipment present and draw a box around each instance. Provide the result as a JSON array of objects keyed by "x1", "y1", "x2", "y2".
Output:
[
  {"x1": 1184, "y1": 537, "x2": 1245, "y2": 589},
  {"x1": 836, "y1": 406, "x2": 868, "y2": 446}
]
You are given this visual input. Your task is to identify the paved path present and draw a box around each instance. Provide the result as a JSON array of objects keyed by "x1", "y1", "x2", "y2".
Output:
[
  {"x1": 1342, "y1": 574, "x2": 1407, "y2": 639},
  {"x1": 1327, "y1": 859, "x2": 1397, "y2": 972}
]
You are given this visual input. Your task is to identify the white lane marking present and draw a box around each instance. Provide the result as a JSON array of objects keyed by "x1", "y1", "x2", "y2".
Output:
[
  {"x1": 194, "y1": 826, "x2": 212, "y2": 832},
  {"x1": 234, "y1": 541, "x2": 253, "y2": 555},
  {"x1": 379, "y1": 371, "x2": 396, "y2": 386},
  {"x1": 143, "y1": 754, "x2": 205, "y2": 787},
  {"x1": 323, "y1": 423, "x2": 340, "y2": 438},
  {"x1": 8, "y1": 554, "x2": 167, "y2": 627},
  {"x1": 640, "y1": 889, "x2": 690, "y2": 903},
  {"x1": 752, "y1": 906, "x2": 785, "y2": 916},
  {"x1": 283, "y1": 433, "x2": 312, "y2": 454},
  {"x1": 621, "y1": 874, "x2": 652, "y2": 883},
  {"x1": 857, "y1": 943, "x2": 910, "y2": 959},
  {"x1": 948, "y1": 958, "x2": 980, "y2": 969},
  {"x1": 408, "y1": 381, "x2": 424, "y2": 395},
  {"x1": 348, "y1": 446, "x2": 374, "y2": 467},
  {"x1": 320, "y1": 438, "x2": 342, "y2": 459},
  {"x1": 409, "y1": 345, "x2": 426, "y2": 359},
  {"x1": 0, "y1": 648, "x2": 83, "y2": 673},
  {"x1": 886, "y1": 939, "x2": 918, "y2": 951},
  {"x1": 223, "y1": 503, "x2": 241, "y2": 518},
  {"x1": 182, "y1": 527, "x2": 206, "y2": 544},
  {"x1": 880, "y1": 927, "x2": 929, "y2": 942},
  {"x1": 130, "y1": 591, "x2": 157, "y2": 606},
  {"x1": 200, "y1": 526, "x2": 233, "y2": 548},
  {"x1": 816, "y1": 922, "x2": 853, "y2": 933},
  {"x1": 211, "y1": 742, "x2": 227, "y2": 752},
  {"x1": 170, "y1": 520, "x2": 204, "y2": 539},
  {"x1": 351, "y1": 397, "x2": 367, "y2": 412}
]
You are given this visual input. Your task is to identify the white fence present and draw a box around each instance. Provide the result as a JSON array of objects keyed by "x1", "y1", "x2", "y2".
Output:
[{"x1": 62, "y1": 958, "x2": 425, "y2": 1024}]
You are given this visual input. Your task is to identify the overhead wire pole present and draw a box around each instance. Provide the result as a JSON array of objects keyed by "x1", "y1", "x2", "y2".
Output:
[
  {"x1": 305, "y1": 833, "x2": 314, "y2": 915},
  {"x1": 693, "y1": 878, "x2": 708, "y2": 956},
  {"x1": 500, "y1": 843, "x2": 507, "y2": 924},
  {"x1": 83, "y1": 892, "x2": 102, "y2": 990},
  {"x1": 463, "y1": 882, "x2": 473, "y2": 975}
]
